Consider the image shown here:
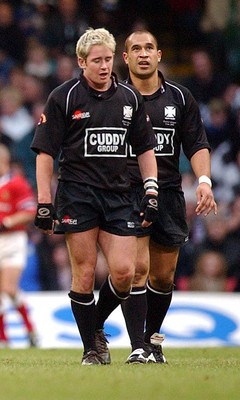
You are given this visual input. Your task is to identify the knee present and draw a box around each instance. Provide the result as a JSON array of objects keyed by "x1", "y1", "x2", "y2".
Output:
[
  {"x1": 111, "y1": 264, "x2": 135, "y2": 292},
  {"x1": 149, "y1": 267, "x2": 176, "y2": 292}
]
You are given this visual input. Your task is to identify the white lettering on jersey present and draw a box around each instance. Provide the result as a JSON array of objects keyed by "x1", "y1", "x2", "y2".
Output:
[
  {"x1": 154, "y1": 127, "x2": 175, "y2": 155},
  {"x1": 129, "y1": 127, "x2": 175, "y2": 157},
  {"x1": 84, "y1": 127, "x2": 128, "y2": 157}
]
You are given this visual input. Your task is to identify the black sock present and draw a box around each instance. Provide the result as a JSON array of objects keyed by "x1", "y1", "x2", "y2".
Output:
[
  {"x1": 68, "y1": 291, "x2": 96, "y2": 353},
  {"x1": 121, "y1": 286, "x2": 147, "y2": 351},
  {"x1": 144, "y1": 281, "x2": 173, "y2": 343},
  {"x1": 96, "y1": 275, "x2": 130, "y2": 330}
]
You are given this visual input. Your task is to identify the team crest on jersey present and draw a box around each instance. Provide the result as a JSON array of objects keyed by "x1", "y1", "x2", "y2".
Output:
[
  {"x1": 164, "y1": 106, "x2": 176, "y2": 119},
  {"x1": 72, "y1": 110, "x2": 90, "y2": 120},
  {"x1": 123, "y1": 106, "x2": 133, "y2": 120},
  {"x1": 38, "y1": 113, "x2": 47, "y2": 125}
]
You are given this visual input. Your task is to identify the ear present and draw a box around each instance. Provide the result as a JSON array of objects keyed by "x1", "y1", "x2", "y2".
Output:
[
  {"x1": 122, "y1": 52, "x2": 128, "y2": 65},
  {"x1": 78, "y1": 57, "x2": 86, "y2": 69},
  {"x1": 157, "y1": 50, "x2": 162, "y2": 63}
]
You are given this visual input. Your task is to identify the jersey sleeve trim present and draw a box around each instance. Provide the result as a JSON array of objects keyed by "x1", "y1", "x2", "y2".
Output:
[
  {"x1": 66, "y1": 81, "x2": 80, "y2": 115},
  {"x1": 166, "y1": 81, "x2": 186, "y2": 106},
  {"x1": 118, "y1": 82, "x2": 139, "y2": 111}
]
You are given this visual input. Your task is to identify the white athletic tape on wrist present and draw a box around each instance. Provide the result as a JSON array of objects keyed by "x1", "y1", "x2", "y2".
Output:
[
  {"x1": 198, "y1": 175, "x2": 212, "y2": 188},
  {"x1": 143, "y1": 177, "x2": 158, "y2": 194}
]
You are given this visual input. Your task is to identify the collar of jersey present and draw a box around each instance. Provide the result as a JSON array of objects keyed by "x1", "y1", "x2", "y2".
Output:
[
  {"x1": 79, "y1": 71, "x2": 118, "y2": 100},
  {"x1": 125, "y1": 70, "x2": 166, "y2": 101}
]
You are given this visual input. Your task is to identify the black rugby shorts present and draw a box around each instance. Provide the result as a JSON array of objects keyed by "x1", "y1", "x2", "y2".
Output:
[
  {"x1": 54, "y1": 181, "x2": 136, "y2": 236},
  {"x1": 132, "y1": 185, "x2": 189, "y2": 246}
]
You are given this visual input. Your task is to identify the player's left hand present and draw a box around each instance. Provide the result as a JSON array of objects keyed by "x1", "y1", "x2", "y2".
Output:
[
  {"x1": 140, "y1": 193, "x2": 158, "y2": 227},
  {"x1": 195, "y1": 183, "x2": 218, "y2": 216}
]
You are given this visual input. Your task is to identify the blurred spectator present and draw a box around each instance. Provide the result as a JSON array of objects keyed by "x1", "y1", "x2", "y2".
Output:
[
  {"x1": 21, "y1": 74, "x2": 48, "y2": 111},
  {"x1": 12, "y1": 101, "x2": 45, "y2": 190},
  {"x1": 200, "y1": 0, "x2": 230, "y2": 71},
  {"x1": 24, "y1": 40, "x2": 54, "y2": 80},
  {"x1": 204, "y1": 97, "x2": 237, "y2": 150},
  {"x1": 0, "y1": 49, "x2": 15, "y2": 88},
  {"x1": 46, "y1": 54, "x2": 78, "y2": 92},
  {"x1": 8, "y1": 66, "x2": 26, "y2": 92},
  {"x1": 90, "y1": 0, "x2": 125, "y2": 38},
  {"x1": 166, "y1": 0, "x2": 204, "y2": 48},
  {"x1": 0, "y1": 143, "x2": 37, "y2": 347},
  {"x1": 225, "y1": 191, "x2": 240, "y2": 240},
  {"x1": 181, "y1": 49, "x2": 230, "y2": 118},
  {"x1": 0, "y1": 85, "x2": 34, "y2": 145},
  {"x1": 211, "y1": 143, "x2": 240, "y2": 203},
  {"x1": 195, "y1": 208, "x2": 240, "y2": 278},
  {"x1": 41, "y1": 0, "x2": 89, "y2": 57},
  {"x1": 178, "y1": 250, "x2": 238, "y2": 292},
  {"x1": 224, "y1": 0, "x2": 240, "y2": 82},
  {"x1": 14, "y1": 1, "x2": 50, "y2": 41},
  {"x1": 0, "y1": 1, "x2": 27, "y2": 64}
]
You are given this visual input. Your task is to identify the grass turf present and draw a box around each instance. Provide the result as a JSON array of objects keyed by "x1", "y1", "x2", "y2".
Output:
[{"x1": 0, "y1": 347, "x2": 240, "y2": 400}]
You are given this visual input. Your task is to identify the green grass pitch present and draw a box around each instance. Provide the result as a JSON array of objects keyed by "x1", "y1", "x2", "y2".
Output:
[{"x1": 0, "y1": 347, "x2": 240, "y2": 400}]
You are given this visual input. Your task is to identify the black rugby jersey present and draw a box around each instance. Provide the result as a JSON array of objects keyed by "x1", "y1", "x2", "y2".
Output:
[
  {"x1": 127, "y1": 71, "x2": 211, "y2": 190},
  {"x1": 31, "y1": 72, "x2": 155, "y2": 192}
]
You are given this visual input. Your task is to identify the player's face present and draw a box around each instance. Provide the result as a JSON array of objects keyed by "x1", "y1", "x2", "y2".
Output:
[
  {"x1": 78, "y1": 45, "x2": 114, "y2": 91},
  {"x1": 123, "y1": 32, "x2": 161, "y2": 79}
]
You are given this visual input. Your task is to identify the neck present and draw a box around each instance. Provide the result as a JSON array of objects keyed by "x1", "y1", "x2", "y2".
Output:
[{"x1": 130, "y1": 72, "x2": 160, "y2": 95}]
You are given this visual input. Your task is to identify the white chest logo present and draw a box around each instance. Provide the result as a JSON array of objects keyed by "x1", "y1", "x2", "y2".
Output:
[
  {"x1": 123, "y1": 106, "x2": 133, "y2": 120},
  {"x1": 164, "y1": 106, "x2": 176, "y2": 119}
]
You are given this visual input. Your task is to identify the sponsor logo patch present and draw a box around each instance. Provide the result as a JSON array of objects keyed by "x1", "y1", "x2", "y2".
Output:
[
  {"x1": 72, "y1": 110, "x2": 90, "y2": 120},
  {"x1": 84, "y1": 127, "x2": 127, "y2": 157},
  {"x1": 61, "y1": 215, "x2": 77, "y2": 225}
]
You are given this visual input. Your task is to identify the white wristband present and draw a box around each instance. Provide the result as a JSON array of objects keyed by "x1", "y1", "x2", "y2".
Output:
[
  {"x1": 143, "y1": 177, "x2": 158, "y2": 195},
  {"x1": 198, "y1": 175, "x2": 212, "y2": 188}
]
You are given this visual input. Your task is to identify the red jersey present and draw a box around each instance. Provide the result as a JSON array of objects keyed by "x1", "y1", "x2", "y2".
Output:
[{"x1": 0, "y1": 172, "x2": 36, "y2": 231}]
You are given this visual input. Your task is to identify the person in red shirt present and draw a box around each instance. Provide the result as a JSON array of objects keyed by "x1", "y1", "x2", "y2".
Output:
[{"x1": 0, "y1": 144, "x2": 37, "y2": 347}]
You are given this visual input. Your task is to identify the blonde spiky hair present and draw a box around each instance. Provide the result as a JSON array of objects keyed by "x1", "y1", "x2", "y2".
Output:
[{"x1": 76, "y1": 27, "x2": 116, "y2": 59}]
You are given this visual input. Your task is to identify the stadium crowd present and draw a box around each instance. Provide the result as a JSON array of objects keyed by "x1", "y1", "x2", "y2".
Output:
[{"x1": 0, "y1": 0, "x2": 240, "y2": 292}]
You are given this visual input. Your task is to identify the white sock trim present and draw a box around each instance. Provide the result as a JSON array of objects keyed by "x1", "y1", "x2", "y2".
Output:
[
  {"x1": 147, "y1": 281, "x2": 172, "y2": 295},
  {"x1": 108, "y1": 275, "x2": 130, "y2": 300}
]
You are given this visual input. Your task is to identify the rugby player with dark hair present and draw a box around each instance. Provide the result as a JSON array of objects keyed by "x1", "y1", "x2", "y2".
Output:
[{"x1": 97, "y1": 30, "x2": 217, "y2": 364}]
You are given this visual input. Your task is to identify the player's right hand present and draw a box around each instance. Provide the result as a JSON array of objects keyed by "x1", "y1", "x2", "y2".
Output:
[
  {"x1": 140, "y1": 193, "x2": 158, "y2": 226},
  {"x1": 34, "y1": 203, "x2": 59, "y2": 234}
]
